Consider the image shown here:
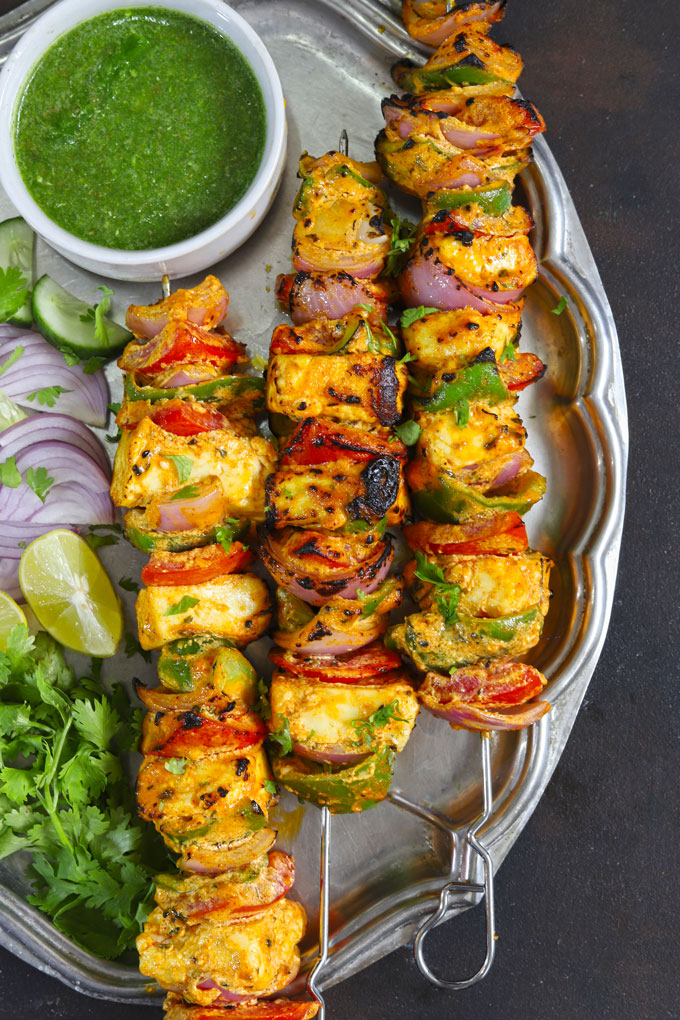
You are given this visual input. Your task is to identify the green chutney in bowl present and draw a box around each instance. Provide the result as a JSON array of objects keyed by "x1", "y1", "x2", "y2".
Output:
[{"x1": 13, "y1": 6, "x2": 267, "y2": 251}]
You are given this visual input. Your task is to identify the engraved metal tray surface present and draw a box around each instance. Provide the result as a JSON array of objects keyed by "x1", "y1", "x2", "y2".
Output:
[{"x1": 0, "y1": 0, "x2": 628, "y2": 1005}]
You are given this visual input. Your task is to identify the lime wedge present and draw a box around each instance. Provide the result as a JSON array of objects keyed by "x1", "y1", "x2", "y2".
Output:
[
  {"x1": 19, "y1": 529, "x2": 123, "y2": 657},
  {"x1": 0, "y1": 591, "x2": 27, "y2": 650}
]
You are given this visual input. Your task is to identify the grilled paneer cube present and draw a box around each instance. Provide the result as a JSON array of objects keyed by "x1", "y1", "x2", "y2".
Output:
[
  {"x1": 137, "y1": 746, "x2": 273, "y2": 842},
  {"x1": 407, "y1": 551, "x2": 552, "y2": 619},
  {"x1": 111, "y1": 416, "x2": 275, "y2": 514},
  {"x1": 402, "y1": 306, "x2": 522, "y2": 385},
  {"x1": 423, "y1": 227, "x2": 537, "y2": 299},
  {"x1": 267, "y1": 353, "x2": 407, "y2": 427},
  {"x1": 265, "y1": 459, "x2": 408, "y2": 531},
  {"x1": 135, "y1": 574, "x2": 271, "y2": 649},
  {"x1": 292, "y1": 151, "x2": 392, "y2": 278},
  {"x1": 410, "y1": 402, "x2": 529, "y2": 490},
  {"x1": 375, "y1": 129, "x2": 530, "y2": 198},
  {"x1": 269, "y1": 673, "x2": 419, "y2": 757},
  {"x1": 137, "y1": 898, "x2": 306, "y2": 1004}
]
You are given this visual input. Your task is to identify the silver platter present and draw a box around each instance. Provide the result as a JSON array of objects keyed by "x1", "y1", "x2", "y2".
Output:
[{"x1": 0, "y1": 0, "x2": 628, "y2": 1005}]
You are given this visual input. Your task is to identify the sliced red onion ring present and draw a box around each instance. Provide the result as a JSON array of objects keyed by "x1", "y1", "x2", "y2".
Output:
[
  {"x1": 291, "y1": 743, "x2": 370, "y2": 766},
  {"x1": 466, "y1": 282, "x2": 526, "y2": 305},
  {"x1": 0, "y1": 331, "x2": 108, "y2": 426},
  {"x1": 260, "y1": 531, "x2": 393, "y2": 606},
  {"x1": 287, "y1": 626, "x2": 382, "y2": 657},
  {"x1": 156, "y1": 481, "x2": 224, "y2": 532},
  {"x1": 412, "y1": 1, "x2": 505, "y2": 46},
  {"x1": 160, "y1": 366, "x2": 217, "y2": 387},
  {"x1": 485, "y1": 451, "x2": 532, "y2": 491},
  {"x1": 426, "y1": 699, "x2": 550, "y2": 731},
  {"x1": 195, "y1": 979, "x2": 251, "y2": 1003},
  {"x1": 126, "y1": 293, "x2": 229, "y2": 340},
  {"x1": 399, "y1": 251, "x2": 494, "y2": 313},
  {"x1": 441, "y1": 127, "x2": 500, "y2": 153},
  {"x1": 0, "y1": 414, "x2": 111, "y2": 477},
  {"x1": 287, "y1": 276, "x2": 392, "y2": 325}
]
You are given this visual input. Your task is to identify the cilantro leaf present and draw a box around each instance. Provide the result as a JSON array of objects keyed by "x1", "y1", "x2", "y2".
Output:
[
  {"x1": 264, "y1": 779, "x2": 278, "y2": 795},
  {"x1": 414, "y1": 551, "x2": 461, "y2": 625},
  {"x1": 255, "y1": 676, "x2": 271, "y2": 721},
  {"x1": 0, "y1": 344, "x2": 24, "y2": 378},
  {"x1": 26, "y1": 385, "x2": 72, "y2": 408},
  {"x1": 164, "y1": 595, "x2": 200, "y2": 616},
  {"x1": 170, "y1": 483, "x2": 200, "y2": 501},
  {"x1": 85, "y1": 533, "x2": 119, "y2": 550},
  {"x1": 398, "y1": 351, "x2": 418, "y2": 364},
  {"x1": 394, "y1": 420, "x2": 422, "y2": 446},
  {"x1": 0, "y1": 267, "x2": 29, "y2": 323},
  {"x1": 93, "y1": 286, "x2": 114, "y2": 348},
  {"x1": 25, "y1": 466, "x2": 54, "y2": 503},
  {"x1": 551, "y1": 295, "x2": 568, "y2": 315},
  {"x1": 163, "y1": 758, "x2": 186, "y2": 775},
  {"x1": 0, "y1": 455, "x2": 22, "y2": 488},
  {"x1": 124, "y1": 633, "x2": 152, "y2": 663},
  {"x1": 0, "y1": 625, "x2": 170, "y2": 957},
  {"x1": 383, "y1": 215, "x2": 417, "y2": 277},
  {"x1": 268, "y1": 715, "x2": 292, "y2": 756},
  {"x1": 82, "y1": 356, "x2": 106, "y2": 374},
  {"x1": 118, "y1": 577, "x2": 139, "y2": 593},
  {"x1": 499, "y1": 341, "x2": 517, "y2": 363},
  {"x1": 167, "y1": 454, "x2": 193, "y2": 484},
  {"x1": 72, "y1": 699, "x2": 121, "y2": 750},
  {"x1": 400, "y1": 306, "x2": 439, "y2": 329},
  {"x1": 351, "y1": 699, "x2": 407, "y2": 745}
]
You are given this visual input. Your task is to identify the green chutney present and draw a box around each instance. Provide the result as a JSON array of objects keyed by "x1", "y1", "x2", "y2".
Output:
[{"x1": 14, "y1": 7, "x2": 267, "y2": 250}]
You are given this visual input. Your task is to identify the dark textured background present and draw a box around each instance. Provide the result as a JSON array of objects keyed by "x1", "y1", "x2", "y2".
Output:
[{"x1": 0, "y1": 1, "x2": 678, "y2": 1018}]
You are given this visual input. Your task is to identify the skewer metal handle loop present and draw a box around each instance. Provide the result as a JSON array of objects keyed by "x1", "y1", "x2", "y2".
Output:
[{"x1": 412, "y1": 732, "x2": 497, "y2": 990}]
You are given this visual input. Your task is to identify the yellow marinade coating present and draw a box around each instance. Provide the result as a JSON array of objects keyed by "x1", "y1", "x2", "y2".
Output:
[
  {"x1": 269, "y1": 673, "x2": 419, "y2": 756},
  {"x1": 137, "y1": 898, "x2": 306, "y2": 1004},
  {"x1": 111, "y1": 417, "x2": 276, "y2": 515},
  {"x1": 135, "y1": 574, "x2": 271, "y2": 649}
]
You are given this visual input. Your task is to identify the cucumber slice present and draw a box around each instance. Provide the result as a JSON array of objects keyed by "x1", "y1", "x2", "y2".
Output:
[
  {"x1": 0, "y1": 217, "x2": 34, "y2": 326},
  {"x1": 32, "y1": 274, "x2": 132, "y2": 360}
]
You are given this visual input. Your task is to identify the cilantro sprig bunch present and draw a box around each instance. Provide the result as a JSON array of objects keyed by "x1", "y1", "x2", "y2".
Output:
[
  {"x1": 414, "y1": 551, "x2": 462, "y2": 626},
  {"x1": 0, "y1": 625, "x2": 168, "y2": 959}
]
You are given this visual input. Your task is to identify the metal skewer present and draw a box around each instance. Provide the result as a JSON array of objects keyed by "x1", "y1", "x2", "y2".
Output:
[
  {"x1": 307, "y1": 805, "x2": 332, "y2": 1020},
  {"x1": 389, "y1": 731, "x2": 496, "y2": 989}
]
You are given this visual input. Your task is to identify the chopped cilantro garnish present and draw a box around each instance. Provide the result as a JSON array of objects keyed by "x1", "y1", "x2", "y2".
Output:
[
  {"x1": 164, "y1": 595, "x2": 200, "y2": 616},
  {"x1": 400, "y1": 306, "x2": 439, "y2": 329}
]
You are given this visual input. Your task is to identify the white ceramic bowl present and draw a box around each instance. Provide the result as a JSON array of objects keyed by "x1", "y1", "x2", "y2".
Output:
[{"x1": 0, "y1": 0, "x2": 286, "y2": 281}]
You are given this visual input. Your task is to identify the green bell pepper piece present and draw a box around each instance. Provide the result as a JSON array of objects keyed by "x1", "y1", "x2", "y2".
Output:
[
  {"x1": 158, "y1": 635, "x2": 235, "y2": 691},
  {"x1": 411, "y1": 470, "x2": 546, "y2": 524},
  {"x1": 393, "y1": 62, "x2": 504, "y2": 93},
  {"x1": 417, "y1": 360, "x2": 509, "y2": 416},
  {"x1": 125, "y1": 515, "x2": 248, "y2": 554},
  {"x1": 271, "y1": 747, "x2": 395, "y2": 813},
  {"x1": 275, "y1": 588, "x2": 315, "y2": 632},
  {"x1": 428, "y1": 182, "x2": 512, "y2": 218},
  {"x1": 124, "y1": 372, "x2": 264, "y2": 408},
  {"x1": 388, "y1": 606, "x2": 542, "y2": 673}
]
